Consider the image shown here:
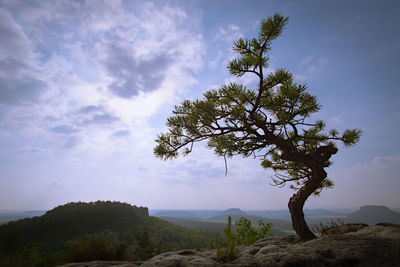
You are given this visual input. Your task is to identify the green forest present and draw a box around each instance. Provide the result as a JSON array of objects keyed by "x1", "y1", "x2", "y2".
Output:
[{"x1": 0, "y1": 201, "x2": 217, "y2": 266}]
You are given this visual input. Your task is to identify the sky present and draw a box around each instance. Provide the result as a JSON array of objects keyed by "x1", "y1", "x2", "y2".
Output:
[{"x1": 0, "y1": 0, "x2": 399, "y2": 211}]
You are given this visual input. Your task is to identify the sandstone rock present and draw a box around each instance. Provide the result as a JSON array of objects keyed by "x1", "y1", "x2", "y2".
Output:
[
  {"x1": 58, "y1": 260, "x2": 140, "y2": 267},
  {"x1": 321, "y1": 223, "x2": 368, "y2": 236},
  {"x1": 140, "y1": 249, "x2": 217, "y2": 266},
  {"x1": 59, "y1": 224, "x2": 400, "y2": 267},
  {"x1": 252, "y1": 224, "x2": 400, "y2": 267}
]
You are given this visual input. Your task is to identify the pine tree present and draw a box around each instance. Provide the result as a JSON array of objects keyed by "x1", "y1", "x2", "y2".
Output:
[{"x1": 154, "y1": 13, "x2": 361, "y2": 240}]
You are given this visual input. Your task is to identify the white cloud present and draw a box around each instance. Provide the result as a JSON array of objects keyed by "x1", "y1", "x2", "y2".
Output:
[
  {"x1": 0, "y1": 0, "x2": 206, "y2": 166},
  {"x1": 215, "y1": 24, "x2": 243, "y2": 43},
  {"x1": 50, "y1": 125, "x2": 80, "y2": 135},
  {"x1": 62, "y1": 135, "x2": 81, "y2": 149},
  {"x1": 223, "y1": 71, "x2": 260, "y2": 89},
  {"x1": 0, "y1": 8, "x2": 35, "y2": 60},
  {"x1": 362, "y1": 155, "x2": 400, "y2": 181},
  {"x1": 295, "y1": 56, "x2": 329, "y2": 81},
  {"x1": 0, "y1": 8, "x2": 50, "y2": 105},
  {"x1": 73, "y1": 105, "x2": 120, "y2": 127},
  {"x1": 208, "y1": 50, "x2": 224, "y2": 70},
  {"x1": 111, "y1": 129, "x2": 130, "y2": 138},
  {"x1": 99, "y1": 43, "x2": 173, "y2": 98},
  {"x1": 81, "y1": 0, "x2": 131, "y2": 34},
  {"x1": 18, "y1": 146, "x2": 51, "y2": 156},
  {"x1": 329, "y1": 115, "x2": 344, "y2": 125}
]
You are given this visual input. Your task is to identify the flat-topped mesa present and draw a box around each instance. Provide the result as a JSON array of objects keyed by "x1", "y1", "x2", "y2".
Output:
[{"x1": 135, "y1": 206, "x2": 149, "y2": 217}]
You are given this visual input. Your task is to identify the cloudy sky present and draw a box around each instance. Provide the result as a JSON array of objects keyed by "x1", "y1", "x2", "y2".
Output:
[{"x1": 0, "y1": 0, "x2": 399, "y2": 211}]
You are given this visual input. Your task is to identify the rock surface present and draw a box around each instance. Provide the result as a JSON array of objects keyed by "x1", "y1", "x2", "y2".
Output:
[
  {"x1": 320, "y1": 223, "x2": 368, "y2": 235},
  {"x1": 141, "y1": 250, "x2": 217, "y2": 266},
  {"x1": 59, "y1": 261, "x2": 140, "y2": 267},
  {"x1": 58, "y1": 224, "x2": 400, "y2": 267}
]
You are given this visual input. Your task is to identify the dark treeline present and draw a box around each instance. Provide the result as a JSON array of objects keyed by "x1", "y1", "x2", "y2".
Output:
[{"x1": 0, "y1": 201, "x2": 217, "y2": 266}]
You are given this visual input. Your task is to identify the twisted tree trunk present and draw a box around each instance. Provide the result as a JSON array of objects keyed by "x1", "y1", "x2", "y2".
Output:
[
  {"x1": 284, "y1": 145, "x2": 338, "y2": 241},
  {"x1": 288, "y1": 165, "x2": 333, "y2": 240}
]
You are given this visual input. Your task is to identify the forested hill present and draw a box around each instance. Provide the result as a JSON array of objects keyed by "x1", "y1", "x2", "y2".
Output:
[
  {"x1": 0, "y1": 201, "x2": 217, "y2": 267},
  {"x1": 8, "y1": 201, "x2": 149, "y2": 244}
]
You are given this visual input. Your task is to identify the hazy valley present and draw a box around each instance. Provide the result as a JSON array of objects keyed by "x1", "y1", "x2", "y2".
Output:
[{"x1": 1, "y1": 201, "x2": 400, "y2": 266}]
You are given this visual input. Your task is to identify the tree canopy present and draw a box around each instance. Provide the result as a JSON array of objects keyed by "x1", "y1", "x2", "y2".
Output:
[{"x1": 154, "y1": 13, "x2": 361, "y2": 240}]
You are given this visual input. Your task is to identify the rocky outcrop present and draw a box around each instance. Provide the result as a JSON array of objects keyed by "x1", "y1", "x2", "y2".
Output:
[
  {"x1": 59, "y1": 261, "x2": 139, "y2": 267},
  {"x1": 58, "y1": 224, "x2": 400, "y2": 267},
  {"x1": 248, "y1": 224, "x2": 400, "y2": 266},
  {"x1": 320, "y1": 223, "x2": 368, "y2": 235},
  {"x1": 141, "y1": 250, "x2": 217, "y2": 266}
]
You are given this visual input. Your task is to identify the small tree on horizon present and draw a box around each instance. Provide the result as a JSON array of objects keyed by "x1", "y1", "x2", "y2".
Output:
[{"x1": 154, "y1": 13, "x2": 361, "y2": 240}]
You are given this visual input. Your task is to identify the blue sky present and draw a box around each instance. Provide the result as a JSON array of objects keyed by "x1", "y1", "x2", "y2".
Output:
[{"x1": 0, "y1": 0, "x2": 399, "y2": 210}]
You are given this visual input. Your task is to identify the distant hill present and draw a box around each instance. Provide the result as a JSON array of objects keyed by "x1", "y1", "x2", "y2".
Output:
[
  {"x1": 0, "y1": 210, "x2": 46, "y2": 225},
  {"x1": 153, "y1": 210, "x2": 201, "y2": 219},
  {"x1": 303, "y1": 209, "x2": 347, "y2": 225},
  {"x1": 151, "y1": 209, "x2": 224, "y2": 219},
  {"x1": 161, "y1": 215, "x2": 288, "y2": 237},
  {"x1": 208, "y1": 214, "x2": 292, "y2": 232},
  {"x1": 152, "y1": 208, "x2": 351, "y2": 222},
  {"x1": 0, "y1": 210, "x2": 46, "y2": 216},
  {"x1": 304, "y1": 209, "x2": 343, "y2": 217},
  {"x1": 154, "y1": 208, "x2": 353, "y2": 235},
  {"x1": 393, "y1": 208, "x2": 400, "y2": 213},
  {"x1": 222, "y1": 208, "x2": 247, "y2": 216},
  {"x1": 156, "y1": 208, "x2": 292, "y2": 237},
  {"x1": 246, "y1": 210, "x2": 291, "y2": 220},
  {"x1": 0, "y1": 201, "x2": 216, "y2": 267},
  {"x1": 345, "y1": 205, "x2": 400, "y2": 224},
  {"x1": 246, "y1": 209, "x2": 346, "y2": 222},
  {"x1": 160, "y1": 217, "x2": 227, "y2": 234}
]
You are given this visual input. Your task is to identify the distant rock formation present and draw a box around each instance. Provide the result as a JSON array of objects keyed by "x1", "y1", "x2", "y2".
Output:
[
  {"x1": 345, "y1": 205, "x2": 400, "y2": 224},
  {"x1": 223, "y1": 208, "x2": 247, "y2": 215},
  {"x1": 154, "y1": 210, "x2": 200, "y2": 219},
  {"x1": 58, "y1": 223, "x2": 400, "y2": 266},
  {"x1": 136, "y1": 206, "x2": 149, "y2": 217}
]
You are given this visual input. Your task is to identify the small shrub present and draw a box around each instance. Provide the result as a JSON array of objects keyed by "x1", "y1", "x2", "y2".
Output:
[
  {"x1": 215, "y1": 216, "x2": 273, "y2": 262},
  {"x1": 235, "y1": 217, "x2": 272, "y2": 245},
  {"x1": 215, "y1": 216, "x2": 236, "y2": 262}
]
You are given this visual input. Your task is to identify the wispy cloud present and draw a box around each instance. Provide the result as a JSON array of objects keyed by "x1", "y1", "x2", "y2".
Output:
[
  {"x1": 0, "y1": 8, "x2": 49, "y2": 105},
  {"x1": 49, "y1": 125, "x2": 80, "y2": 135},
  {"x1": 18, "y1": 146, "x2": 51, "y2": 156},
  {"x1": 62, "y1": 135, "x2": 81, "y2": 149},
  {"x1": 0, "y1": 0, "x2": 205, "y2": 162},
  {"x1": 295, "y1": 56, "x2": 329, "y2": 81},
  {"x1": 215, "y1": 24, "x2": 243, "y2": 43},
  {"x1": 76, "y1": 105, "x2": 104, "y2": 114},
  {"x1": 79, "y1": 113, "x2": 120, "y2": 126},
  {"x1": 101, "y1": 44, "x2": 172, "y2": 98},
  {"x1": 111, "y1": 129, "x2": 130, "y2": 138}
]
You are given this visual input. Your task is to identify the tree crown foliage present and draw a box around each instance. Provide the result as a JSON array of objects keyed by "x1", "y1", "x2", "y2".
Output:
[{"x1": 154, "y1": 13, "x2": 361, "y2": 193}]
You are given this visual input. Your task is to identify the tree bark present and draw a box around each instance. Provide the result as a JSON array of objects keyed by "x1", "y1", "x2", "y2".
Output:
[
  {"x1": 288, "y1": 197, "x2": 315, "y2": 240},
  {"x1": 288, "y1": 166, "x2": 328, "y2": 241}
]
